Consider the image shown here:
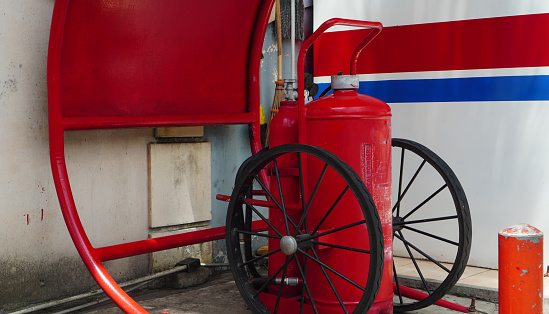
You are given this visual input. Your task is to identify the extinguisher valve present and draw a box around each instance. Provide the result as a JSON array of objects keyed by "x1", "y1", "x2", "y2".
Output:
[
  {"x1": 331, "y1": 74, "x2": 359, "y2": 90},
  {"x1": 284, "y1": 79, "x2": 298, "y2": 101}
]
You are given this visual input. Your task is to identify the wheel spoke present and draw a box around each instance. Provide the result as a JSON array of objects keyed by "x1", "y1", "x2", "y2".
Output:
[
  {"x1": 274, "y1": 255, "x2": 291, "y2": 314},
  {"x1": 245, "y1": 186, "x2": 254, "y2": 236},
  {"x1": 240, "y1": 247, "x2": 282, "y2": 268},
  {"x1": 295, "y1": 163, "x2": 328, "y2": 236},
  {"x1": 402, "y1": 184, "x2": 448, "y2": 220},
  {"x1": 311, "y1": 248, "x2": 348, "y2": 314},
  {"x1": 297, "y1": 153, "x2": 309, "y2": 233},
  {"x1": 306, "y1": 219, "x2": 366, "y2": 242},
  {"x1": 299, "y1": 248, "x2": 311, "y2": 313},
  {"x1": 311, "y1": 241, "x2": 370, "y2": 254},
  {"x1": 235, "y1": 229, "x2": 281, "y2": 240},
  {"x1": 396, "y1": 147, "x2": 405, "y2": 217},
  {"x1": 392, "y1": 160, "x2": 426, "y2": 213},
  {"x1": 397, "y1": 230, "x2": 432, "y2": 294},
  {"x1": 243, "y1": 190, "x2": 261, "y2": 279},
  {"x1": 393, "y1": 261, "x2": 404, "y2": 304},
  {"x1": 311, "y1": 185, "x2": 350, "y2": 235},
  {"x1": 298, "y1": 248, "x2": 365, "y2": 291},
  {"x1": 395, "y1": 232, "x2": 451, "y2": 273},
  {"x1": 402, "y1": 225, "x2": 459, "y2": 246},
  {"x1": 294, "y1": 251, "x2": 319, "y2": 314},
  {"x1": 253, "y1": 174, "x2": 299, "y2": 230},
  {"x1": 273, "y1": 158, "x2": 291, "y2": 235},
  {"x1": 395, "y1": 215, "x2": 458, "y2": 226},
  {"x1": 241, "y1": 196, "x2": 284, "y2": 238}
]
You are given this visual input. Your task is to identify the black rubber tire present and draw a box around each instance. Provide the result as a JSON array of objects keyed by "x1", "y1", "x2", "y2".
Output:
[
  {"x1": 391, "y1": 138, "x2": 472, "y2": 312},
  {"x1": 226, "y1": 144, "x2": 384, "y2": 314}
]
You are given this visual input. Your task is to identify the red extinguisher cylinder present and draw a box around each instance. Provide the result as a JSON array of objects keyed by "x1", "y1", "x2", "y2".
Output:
[{"x1": 305, "y1": 75, "x2": 393, "y2": 313}]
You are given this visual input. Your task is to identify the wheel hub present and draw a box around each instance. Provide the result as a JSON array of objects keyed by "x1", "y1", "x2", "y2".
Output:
[
  {"x1": 296, "y1": 234, "x2": 313, "y2": 250},
  {"x1": 280, "y1": 236, "x2": 298, "y2": 255},
  {"x1": 393, "y1": 216, "x2": 404, "y2": 232}
]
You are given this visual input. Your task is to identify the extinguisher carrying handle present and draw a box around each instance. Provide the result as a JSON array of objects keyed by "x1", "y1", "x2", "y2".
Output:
[{"x1": 297, "y1": 18, "x2": 383, "y2": 144}]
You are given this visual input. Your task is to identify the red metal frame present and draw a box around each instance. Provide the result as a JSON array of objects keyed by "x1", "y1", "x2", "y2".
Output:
[
  {"x1": 48, "y1": 1, "x2": 274, "y2": 312},
  {"x1": 296, "y1": 18, "x2": 382, "y2": 146},
  {"x1": 290, "y1": 19, "x2": 382, "y2": 208},
  {"x1": 47, "y1": 2, "x2": 462, "y2": 311},
  {"x1": 393, "y1": 284, "x2": 470, "y2": 312}
]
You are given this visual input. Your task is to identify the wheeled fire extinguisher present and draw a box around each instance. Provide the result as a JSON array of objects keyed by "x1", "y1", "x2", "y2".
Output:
[{"x1": 267, "y1": 17, "x2": 392, "y2": 313}]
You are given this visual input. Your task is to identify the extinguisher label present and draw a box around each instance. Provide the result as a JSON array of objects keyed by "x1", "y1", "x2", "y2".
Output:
[{"x1": 363, "y1": 144, "x2": 373, "y2": 192}]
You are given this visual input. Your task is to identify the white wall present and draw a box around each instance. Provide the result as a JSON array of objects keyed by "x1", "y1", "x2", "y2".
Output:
[
  {"x1": 314, "y1": 0, "x2": 549, "y2": 270},
  {"x1": 392, "y1": 101, "x2": 549, "y2": 269},
  {"x1": 0, "y1": 1, "x2": 157, "y2": 309}
]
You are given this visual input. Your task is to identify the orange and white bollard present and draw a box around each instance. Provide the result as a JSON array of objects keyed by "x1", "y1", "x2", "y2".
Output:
[{"x1": 498, "y1": 223, "x2": 543, "y2": 313}]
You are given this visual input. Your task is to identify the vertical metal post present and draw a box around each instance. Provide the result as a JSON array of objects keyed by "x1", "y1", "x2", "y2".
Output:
[
  {"x1": 498, "y1": 224, "x2": 543, "y2": 313},
  {"x1": 290, "y1": 0, "x2": 295, "y2": 81}
]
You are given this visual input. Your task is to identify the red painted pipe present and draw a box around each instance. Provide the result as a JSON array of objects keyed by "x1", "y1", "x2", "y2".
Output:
[
  {"x1": 498, "y1": 224, "x2": 543, "y2": 313},
  {"x1": 97, "y1": 220, "x2": 269, "y2": 262},
  {"x1": 393, "y1": 283, "x2": 470, "y2": 312}
]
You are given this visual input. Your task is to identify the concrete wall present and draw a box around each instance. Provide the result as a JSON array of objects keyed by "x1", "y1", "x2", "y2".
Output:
[
  {"x1": 0, "y1": 1, "x2": 153, "y2": 309},
  {"x1": 0, "y1": 1, "x2": 270, "y2": 310}
]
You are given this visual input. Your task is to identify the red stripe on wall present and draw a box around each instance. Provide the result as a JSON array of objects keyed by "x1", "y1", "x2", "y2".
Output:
[{"x1": 314, "y1": 13, "x2": 549, "y2": 76}]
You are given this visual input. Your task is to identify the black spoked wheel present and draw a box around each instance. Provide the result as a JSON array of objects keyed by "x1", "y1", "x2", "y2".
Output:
[
  {"x1": 391, "y1": 138, "x2": 472, "y2": 312},
  {"x1": 226, "y1": 144, "x2": 384, "y2": 314}
]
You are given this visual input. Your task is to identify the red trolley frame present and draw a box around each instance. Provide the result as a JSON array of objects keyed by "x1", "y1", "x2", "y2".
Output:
[
  {"x1": 47, "y1": 1, "x2": 471, "y2": 313},
  {"x1": 48, "y1": 1, "x2": 275, "y2": 312}
]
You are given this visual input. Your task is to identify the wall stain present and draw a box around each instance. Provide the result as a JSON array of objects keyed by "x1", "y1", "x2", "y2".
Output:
[
  {"x1": 24, "y1": 208, "x2": 48, "y2": 225},
  {"x1": 0, "y1": 74, "x2": 18, "y2": 103},
  {"x1": 0, "y1": 255, "x2": 148, "y2": 311}
]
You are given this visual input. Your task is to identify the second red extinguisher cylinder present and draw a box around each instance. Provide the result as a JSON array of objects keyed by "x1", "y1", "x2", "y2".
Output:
[
  {"x1": 267, "y1": 100, "x2": 302, "y2": 297},
  {"x1": 268, "y1": 100, "x2": 298, "y2": 149},
  {"x1": 306, "y1": 74, "x2": 393, "y2": 313}
]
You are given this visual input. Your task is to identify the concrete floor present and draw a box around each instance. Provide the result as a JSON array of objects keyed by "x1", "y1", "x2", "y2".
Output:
[
  {"x1": 25, "y1": 255, "x2": 549, "y2": 313},
  {"x1": 69, "y1": 270, "x2": 498, "y2": 314},
  {"x1": 35, "y1": 254, "x2": 549, "y2": 313}
]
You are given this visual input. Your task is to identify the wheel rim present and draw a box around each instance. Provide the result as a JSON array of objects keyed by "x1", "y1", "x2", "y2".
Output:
[
  {"x1": 391, "y1": 138, "x2": 472, "y2": 312},
  {"x1": 226, "y1": 144, "x2": 384, "y2": 314}
]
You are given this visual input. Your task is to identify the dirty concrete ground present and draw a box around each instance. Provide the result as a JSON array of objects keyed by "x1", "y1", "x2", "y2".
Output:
[{"x1": 45, "y1": 271, "x2": 498, "y2": 314}]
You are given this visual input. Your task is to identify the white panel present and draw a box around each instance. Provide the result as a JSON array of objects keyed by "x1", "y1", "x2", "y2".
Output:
[
  {"x1": 315, "y1": 66, "x2": 549, "y2": 84},
  {"x1": 392, "y1": 101, "x2": 549, "y2": 269},
  {"x1": 314, "y1": 0, "x2": 549, "y2": 30},
  {"x1": 149, "y1": 142, "x2": 212, "y2": 227},
  {"x1": 66, "y1": 129, "x2": 151, "y2": 248},
  {"x1": 149, "y1": 226, "x2": 212, "y2": 272}
]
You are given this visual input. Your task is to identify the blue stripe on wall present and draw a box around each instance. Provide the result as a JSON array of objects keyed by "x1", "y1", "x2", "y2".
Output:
[{"x1": 316, "y1": 75, "x2": 549, "y2": 103}]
